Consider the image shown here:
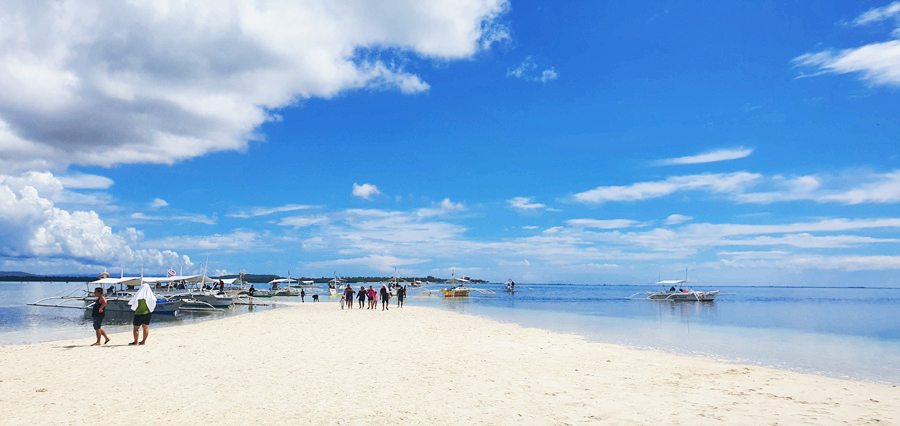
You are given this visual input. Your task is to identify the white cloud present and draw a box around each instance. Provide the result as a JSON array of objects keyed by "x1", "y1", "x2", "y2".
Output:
[
  {"x1": 794, "y1": 4, "x2": 900, "y2": 86},
  {"x1": 565, "y1": 219, "x2": 643, "y2": 229},
  {"x1": 308, "y1": 254, "x2": 427, "y2": 274},
  {"x1": 416, "y1": 198, "x2": 466, "y2": 217},
  {"x1": 150, "y1": 198, "x2": 169, "y2": 209},
  {"x1": 228, "y1": 204, "x2": 317, "y2": 218},
  {"x1": 508, "y1": 196, "x2": 546, "y2": 211},
  {"x1": 574, "y1": 172, "x2": 761, "y2": 203},
  {"x1": 852, "y1": 2, "x2": 900, "y2": 25},
  {"x1": 0, "y1": 172, "x2": 190, "y2": 270},
  {"x1": 57, "y1": 173, "x2": 114, "y2": 190},
  {"x1": 653, "y1": 147, "x2": 754, "y2": 166},
  {"x1": 131, "y1": 212, "x2": 216, "y2": 225},
  {"x1": 352, "y1": 183, "x2": 382, "y2": 200},
  {"x1": 664, "y1": 214, "x2": 693, "y2": 225},
  {"x1": 575, "y1": 170, "x2": 900, "y2": 206},
  {"x1": 0, "y1": 1, "x2": 510, "y2": 173},
  {"x1": 278, "y1": 215, "x2": 330, "y2": 228},
  {"x1": 507, "y1": 56, "x2": 557, "y2": 83},
  {"x1": 737, "y1": 170, "x2": 900, "y2": 205},
  {"x1": 540, "y1": 68, "x2": 558, "y2": 83},
  {"x1": 145, "y1": 230, "x2": 265, "y2": 252}
]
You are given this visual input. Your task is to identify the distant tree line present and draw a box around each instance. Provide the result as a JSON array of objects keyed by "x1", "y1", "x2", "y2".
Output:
[{"x1": 2, "y1": 272, "x2": 488, "y2": 284}]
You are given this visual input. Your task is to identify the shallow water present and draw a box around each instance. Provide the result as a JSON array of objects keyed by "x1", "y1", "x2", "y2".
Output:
[
  {"x1": 3, "y1": 282, "x2": 899, "y2": 384},
  {"x1": 0, "y1": 282, "x2": 281, "y2": 345},
  {"x1": 405, "y1": 284, "x2": 900, "y2": 384}
]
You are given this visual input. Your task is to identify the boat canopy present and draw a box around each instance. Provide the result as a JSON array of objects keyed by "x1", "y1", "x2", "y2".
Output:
[
  {"x1": 90, "y1": 277, "x2": 143, "y2": 286},
  {"x1": 656, "y1": 280, "x2": 686, "y2": 285},
  {"x1": 268, "y1": 278, "x2": 297, "y2": 284}
]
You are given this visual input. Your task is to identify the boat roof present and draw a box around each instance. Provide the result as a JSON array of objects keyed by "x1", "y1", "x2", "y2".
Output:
[
  {"x1": 657, "y1": 280, "x2": 686, "y2": 285},
  {"x1": 91, "y1": 277, "x2": 143, "y2": 286},
  {"x1": 94, "y1": 275, "x2": 227, "y2": 285},
  {"x1": 269, "y1": 278, "x2": 297, "y2": 284}
]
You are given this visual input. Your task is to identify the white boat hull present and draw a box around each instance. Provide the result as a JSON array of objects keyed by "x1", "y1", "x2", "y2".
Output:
[{"x1": 647, "y1": 290, "x2": 719, "y2": 302}]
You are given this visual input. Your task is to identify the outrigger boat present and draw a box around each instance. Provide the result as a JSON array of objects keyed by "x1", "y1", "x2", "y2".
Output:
[
  {"x1": 439, "y1": 271, "x2": 495, "y2": 298},
  {"x1": 29, "y1": 276, "x2": 187, "y2": 314},
  {"x1": 645, "y1": 280, "x2": 719, "y2": 302},
  {"x1": 327, "y1": 276, "x2": 346, "y2": 296}
]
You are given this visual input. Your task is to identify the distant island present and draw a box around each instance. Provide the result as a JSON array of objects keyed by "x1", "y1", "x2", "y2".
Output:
[{"x1": 0, "y1": 271, "x2": 488, "y2": 284}]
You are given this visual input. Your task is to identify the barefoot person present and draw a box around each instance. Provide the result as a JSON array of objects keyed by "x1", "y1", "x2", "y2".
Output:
[
  {"x1": 128, "y1": 283, "x2": 156, "y2": 345},
  {"x1": 380, "y1": 284, "x2": 390, "y2": 311},
  {"x1": 91, "y1": 287, "x2": 109, "y2": 346}
]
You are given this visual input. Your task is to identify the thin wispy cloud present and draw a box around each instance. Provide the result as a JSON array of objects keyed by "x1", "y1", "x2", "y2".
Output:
[
  {"x1": 852, "y1": 1, "x2": 900, "y2": 25},
  {"x1": 665, "y1": 214, "x2": 693, "y2": 225},
  {"x1": 228, "y1": 204, "x2": 316, "y2": 218},
  {"x1": 131, "y1": 212, "x2": 217, "y2": 225},
  {"x1": 507, "y1": 56, "x2": 558, "y2": 83},
  {"x1": 565, "y1": 219, "x2": 643, "y2": 229},
  {"x1": 508, "y1": 196, "x2": 546, "y2": 211},
  {"x1": 57, "y1": 173, "x2": 114, "y2": 190},
  {"x1": 574, "y1": 172, "x2": 761, "y2": 203},
  {"x1": 278, "y1": 215, "x2": 330, "y2": 228},
  {"x1": 576, "y1": 170, "x2": 900, "y2": 206},
  {"x1": 793, "y1": 2, "x2": 900, "y2": 86},
  {"x1": 654, "y1": 147, "x2": 754, "y2": 166},
  {"x1": 417, "y1": 198, "x2": 466, "y2": 218}
]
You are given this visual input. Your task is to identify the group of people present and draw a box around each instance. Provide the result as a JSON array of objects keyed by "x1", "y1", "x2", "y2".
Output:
[
  {"x1": 340, "y1": 284, "x2": 406, "y2": 310},
  {"x1": 90, "y1": 283, "x2": 157, "y2": 347}
]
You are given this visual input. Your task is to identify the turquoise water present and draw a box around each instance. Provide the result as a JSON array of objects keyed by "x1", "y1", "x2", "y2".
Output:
[{"x1": 2, "y1": 282, "x2": 899, "y2": 384}]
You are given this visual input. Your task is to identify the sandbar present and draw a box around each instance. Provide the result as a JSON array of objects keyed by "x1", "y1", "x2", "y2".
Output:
[{"x1": 0, "y1": 303, "x2": 897, "y2": 424}]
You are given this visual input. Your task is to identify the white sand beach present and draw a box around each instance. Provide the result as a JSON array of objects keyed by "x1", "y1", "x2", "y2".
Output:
[{"x1": 0, "y1": 303, "x2": 897, "y2": 425}]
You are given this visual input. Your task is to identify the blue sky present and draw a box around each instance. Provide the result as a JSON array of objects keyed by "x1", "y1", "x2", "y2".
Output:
[{"x1": 1, "y1": 1, "x2": 899, "y2": 285}]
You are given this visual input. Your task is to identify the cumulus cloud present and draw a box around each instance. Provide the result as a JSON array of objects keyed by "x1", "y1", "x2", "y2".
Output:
[
  {"x1": 352, "y1": 183, "x2": 382, "y2": 200},
  {"x1": 0, "y1": 172, "x2": 191, "y2": 270},
  {"x1": 0, "y1": 0, "x2": 510, "y2": 173},
  {"x1": 793, "y1": 3, "x2": 900, "y2": 86},
  {"x1": 507, "y1": 56, "x2": 557, "y2": 83},
  {"x1": 653, "y1": 147, "x2": 754, "y2": 166}
]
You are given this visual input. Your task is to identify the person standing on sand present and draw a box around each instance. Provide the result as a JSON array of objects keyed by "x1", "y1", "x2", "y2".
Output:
[
  {"x1": 396, "y1": 285, "x2": 405, "y2": 308},
  {"x1": 367, "y1": 286, "x2": 376, "y2": 309},
  {"x1": 128, "y1": 283, "x2": 156, "y2": 345},
  {"x1": 344, "y1": 286, "x2": 354, "y2": 310},
  {"x1": 300, "y1": 288, "x2": 305, "y2": 302},
  {"x1": 380, "y1": 284, "x2": 390, "y2": 311},
  {"x1": 91, "y1": 287, "x2": 109, "y2": 346},
  {"x1": 357, "y1": 286, "x2": 366, "y2": 309}
]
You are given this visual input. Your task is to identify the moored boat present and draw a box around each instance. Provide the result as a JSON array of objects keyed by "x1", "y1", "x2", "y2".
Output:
[{"x1": 646, "y1": 280, "x2": 719, "y2": 302}]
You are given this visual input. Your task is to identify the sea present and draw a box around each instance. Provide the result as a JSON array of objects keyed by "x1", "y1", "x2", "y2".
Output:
[{"x1": 2, "y1": 281, "x2": 899, "y2": 385}]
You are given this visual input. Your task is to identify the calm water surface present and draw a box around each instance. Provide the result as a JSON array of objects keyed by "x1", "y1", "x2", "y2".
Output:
[{"x1": 2, "y1": 282, "x2": 899, "y2": 384}]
